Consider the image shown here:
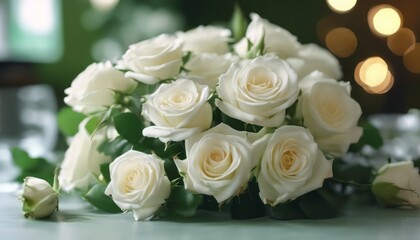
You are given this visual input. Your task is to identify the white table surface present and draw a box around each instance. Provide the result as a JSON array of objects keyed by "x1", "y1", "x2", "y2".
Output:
[{"x1": 1, "y1": 190, "x2": 420, "y2": 240}]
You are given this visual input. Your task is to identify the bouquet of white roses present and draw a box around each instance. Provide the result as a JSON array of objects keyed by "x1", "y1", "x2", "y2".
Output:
[{"x1": 18, "y1": 9, "x2": 420, "y2": 221}]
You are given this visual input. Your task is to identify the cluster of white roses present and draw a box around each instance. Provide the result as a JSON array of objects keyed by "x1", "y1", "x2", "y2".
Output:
[{"x1": 58, "y1": 13, "x2": 364, "y2": 220}]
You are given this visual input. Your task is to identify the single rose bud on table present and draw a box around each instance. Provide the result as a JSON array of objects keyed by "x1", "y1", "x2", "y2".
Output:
[
  {"x1": 21, "y1": 177, "x2": 59, "y2": 219},
  {"x1": 372, "y1": 161, "x2": 420, "y2": 208}
]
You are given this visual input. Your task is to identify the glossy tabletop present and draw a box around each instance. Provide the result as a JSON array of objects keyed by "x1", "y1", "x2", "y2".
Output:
[{"x1": 1, "y1": 188, "x2": 420, "y2": 240}]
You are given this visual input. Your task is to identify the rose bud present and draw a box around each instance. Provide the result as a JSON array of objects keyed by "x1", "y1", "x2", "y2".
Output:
[{"x1": 21, "y1": 177, "x2": 59, "y2": 219}]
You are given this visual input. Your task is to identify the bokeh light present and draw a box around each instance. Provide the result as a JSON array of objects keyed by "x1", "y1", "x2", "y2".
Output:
[
  {"x1": 90, "y1": 0, "x2": 119, "y2": 12},
  {"x1": 366, "y1": 72, "x2": 394, "y2": 94},
  {"x1": 387, "y1": 28, "x2": 416, "y2": 56},
  {"x1": 360, "y1": 57, "x2": 388, "y2": 87},
  {"x1": 368, "y1": 5, "x2": 402, "y2": 36},
  {"x1": 404, "y1": 43, "x2": 420, "y2": 74},
  {"x1": 355, "y1": 57, "x2": 394, "y2": 94},
  {"x1": 325, "y1": 27, "x2": 357, "y2": 58},
  {"x1": 326, "y1": 0, "x2": 357, "y2": 13},
  {"x1": 17, "y1": 0, "x2": 55, "y2": 34}
]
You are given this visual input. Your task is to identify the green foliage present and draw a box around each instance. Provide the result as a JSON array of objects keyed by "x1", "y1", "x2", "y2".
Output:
[
  {"x1": 165, "y1": 186, "x2": 203, "y2": 217},
  {"x1": 246, "y1": 31, "x2": 265, "y2": 59},
  {"x1": 164, "y1": 158, "x2": 181, "y2": 181},
  {"x1": 84, "y1": 115, "x2": 102, "y2": 134},
  {"x1": 83, "y1": 183, "x2": 122, "y2": 213},
  {"x1": 221, "y1": 112, "x2": 262, "y2": 133},
  {"x1": 333, "y1": 160, "x2": 374, "y2": 185},
  {"x1": 158, "y1": 141, "x2": 186, "y2": 159},
  {"x1": 298, "y1": 189, "x2": 340, "y2": 219},
  {"x1": 11, "y1": 148, "x2": 56, "y2": 185},
  {"x1": 230, "y1": 180, "x2": 267, "y2": 219},
  {"x1": 349, "y1": 121, "x2": 384, "y2": 152},
  {"x1": 180, "y1": 51, "x2": 193, "y2": 73},
  {"x1": 98, "y1": 137, "x2": 132, "y2": 159},
  {"x1": 57, "y1": 107, "x2": 86, "y2": 136},
  {"x1": 230, "y1": 4, "x2": 247, "y2": 42},
  {"x1": 113, "y1": 112, "x2": 144, "y2": 144},
  {"x1": 100, "y1": 163, "x2": 111, "y2": 183},
  {"x1": 131, "y1": 137, "x2": 156, "y2": 154},
  {"x1": 271, "y1": 189, "x2": 340, "y2": 220},
  {"x1": 271, "y1": 199, "x2": 306, "y2": 220}
]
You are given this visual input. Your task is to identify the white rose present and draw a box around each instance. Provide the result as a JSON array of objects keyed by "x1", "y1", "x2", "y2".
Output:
[
  {"x1": 175, "y1": 123, "x2": 268, "y2": 203},
  {"x1": 216, "y1": 55, "x2": 299, "y2": 127},
  {"x1": 21, "y1": 177, "x2": 58, "y2": 219},
  {"x1": 64, "y1": 61, "x2": 137, "y2": 114},
  {"x1": 297, "y1": 71, "x2": 362, "y2": 157},
  {"x1": 116, "y1": 34, "x2": 183, "y2": 85},
  {"x1": 105, "y1": 150, "x2": 170, "y2": 220},
  {"x1": 372, "y1": 161, "x2": 420, "y2": 208},
  {"x1": 234, "y1": 13, "x2": 301, "y2": 58},
  {"x1": 58, "y1": 120, "x2": 112, "y2": 192},
  {"x1": 183, "y1": 53, "x2": 236, "y2": 89},
  {"x1": 287, "y1": 43, "x2": 342, "y2": 79},
  {"x1": 142, "y1": 78, "x2": 212, "y2": 142},
  {"x1": 176, "y1": 26, "x2": 231, "y2": 54},
  {"x1": 258, "y1": 125, "x2": 333, "y2": 206}
]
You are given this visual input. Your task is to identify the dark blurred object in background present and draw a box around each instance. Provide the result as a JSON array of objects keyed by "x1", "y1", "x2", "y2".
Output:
[
  {"x1": 0, "y1": 0, "x2": 62, "y2": 65},
  {"x1": 0, "y1": 0, "x2": 61, "y2": 181}
]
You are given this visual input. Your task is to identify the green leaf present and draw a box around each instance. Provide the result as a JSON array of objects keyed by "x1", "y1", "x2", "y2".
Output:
[
  {"x1": 15, "y1": 164, "x2": 56, "y2": 185},
  {"x1": 333, "y1": 160, "x2": 374, "y2": 185},
  {"x1": 166, "y1": 186, "x2": 203, "y2": 217},
  {"x1": 198, "y1": 195, "x2": 220, "y2": 212},
  {"x1": 132, "y1": 137, "x2": 157, "y2": 154},
  {"x1": 230, "y1": 180, "x2": 266, "y2": 219},
  {"x1": 164, "y1": 158, "x2": 180, "y2": 181},
  {"x1": 113, "y1": 112, "x2": 144, "y2": 144},
  {"x1": 349, "y1": 121, "x2": 384, "y2": 152},
  {"x1": 246, "y1": 31, "x2": 265, "y2": 58},
  {"x1": 85, "y1": 115, "x2": 102, "y2": 134},
  {"x1": 221, "y1": 112, "x2": 262, "y2": 133},
  {"x1": 83, "y1": 183, "x2": 122, "y2": 213},
  {"x1": 11, "y1": 148, "x2": 55, "y2": 184},
  {"x1": 57, "y1": 107, "x2": 86, "y2": 136},
  {"x1": 271, "y1": 200, "x2": 306, "y2": 220},
  {"x1": 298, "y1": 190, "x2": 340, "y2": 219},
  {"x1": 11, "y1": 147, "x2": 39, "y2": 171},
  {"x1": 100, "y1": 163, "x2": 111, "y2": 183},
  {"x1": 98, "y1": 137, "x2": 132, "y2": 159},
  {"x1": 230, "y1": 4, "x2": 247, "y2": 42},
  {"x1": 156, "y1": 141, "x2": 185, "y2": 159},
  {"x1": 182, "y1": 51, "x2": 192, "y2": 66}
]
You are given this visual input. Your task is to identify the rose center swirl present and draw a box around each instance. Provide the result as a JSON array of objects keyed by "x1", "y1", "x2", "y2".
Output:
[
  {"x1": 244, "y1": 67, "x2": 277, "y2": 96},
  {"x1": 271, "y1": 141, "x2": 307, "y2": 179},
  {"x1": 157, "y1": 91, "x2": 195, "y2": 110},
  {"x1": 315, "y1": 88, "x2": 346, "y2": 128},
  {"x1": 123, "y1": 167, "x2": 148, "y2": 193},
  {"x1": 201, "y1": 147, "x2": 233, "y2": 178}
]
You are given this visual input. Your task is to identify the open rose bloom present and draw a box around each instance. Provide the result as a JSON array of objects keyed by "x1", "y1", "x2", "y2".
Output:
[{"x1": 48, "y1": 11, "x2": 383, "y2": 221}]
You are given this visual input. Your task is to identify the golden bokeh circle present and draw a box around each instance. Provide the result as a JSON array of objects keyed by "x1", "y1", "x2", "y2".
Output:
[
  {"x1": 326, "y1": 0, "x2": 357, "y2": 13},
  {"x1": 387, "y1": 28, "x2": 416, "y2": 56},
  {"x1": 325, "y1": 27, "x2": 358, "y2": 58},
  {"x1": 354, "y1": 57, "x2": 394, "y2": 94},
  {"x1": 404, "y1": 43, "x2": 420, "y2": 74},
  {"x1": 368, "y1": 5, "x2": 402, "y2": 37}
]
